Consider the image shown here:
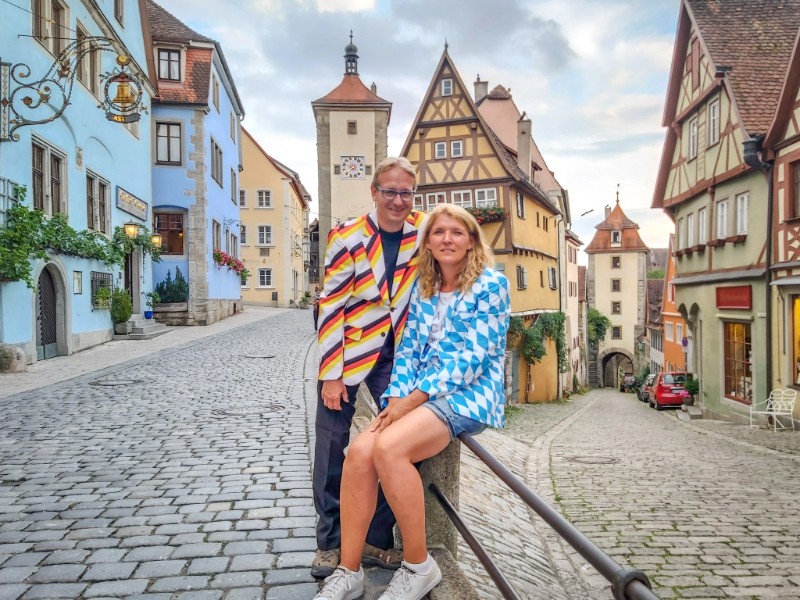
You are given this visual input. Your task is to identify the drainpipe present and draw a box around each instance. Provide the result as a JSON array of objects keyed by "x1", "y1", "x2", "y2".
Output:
[{"x1": 743, "y1": 135, "x2": 773, "y2": 394}]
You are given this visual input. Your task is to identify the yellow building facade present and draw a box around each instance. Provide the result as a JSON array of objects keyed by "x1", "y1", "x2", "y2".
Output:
[
  {"x1": 240, "y1": 129, "x2": 310, "y2": 308},
  {"x1": 402, "y1": 49, "x2": 562, "y2": 402}
]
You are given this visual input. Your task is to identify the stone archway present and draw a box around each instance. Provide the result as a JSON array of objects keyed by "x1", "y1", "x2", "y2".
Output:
[{"x1": 598, "y1": 347, "x2": 634, "y2": 388}]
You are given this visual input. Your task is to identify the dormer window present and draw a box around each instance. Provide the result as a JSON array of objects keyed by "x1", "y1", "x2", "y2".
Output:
[
  {"x1": 611, "y1": 230, "x2": 621, "y2": 244},
  {"x1": 158, "y1": 48, "x2": 180, "y2": 81},
  {"x1": 441, "y1": 78, "x2": 453, "y2": 96}
]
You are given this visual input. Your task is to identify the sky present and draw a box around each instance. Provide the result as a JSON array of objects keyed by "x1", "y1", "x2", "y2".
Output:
[{"x1": 156, "y1": 0, "x2": 680, "y2": 255}]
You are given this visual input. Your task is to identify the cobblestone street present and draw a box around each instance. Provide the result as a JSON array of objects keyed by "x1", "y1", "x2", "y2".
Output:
[{"x1": 2, "y1": 312, "x2": 800, "y2": 599}]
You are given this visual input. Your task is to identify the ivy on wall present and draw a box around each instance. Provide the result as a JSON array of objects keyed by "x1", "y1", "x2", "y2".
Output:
[
  {"x1": 509, "y1": 312, "x2": 569, "y2": 373},
  {"x1": 0, "y1": 187, "x2": 161, "y2": 289}
]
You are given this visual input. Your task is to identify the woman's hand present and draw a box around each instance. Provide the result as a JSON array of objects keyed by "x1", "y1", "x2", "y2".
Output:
[{"x1": 370, "y1": 390, "x2": 429, "y2": 433}]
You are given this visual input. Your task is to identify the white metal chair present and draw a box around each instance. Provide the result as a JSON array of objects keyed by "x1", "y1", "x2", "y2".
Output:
[{"x1": 749, "y1": 389, "x2": 797, "y2": 432}]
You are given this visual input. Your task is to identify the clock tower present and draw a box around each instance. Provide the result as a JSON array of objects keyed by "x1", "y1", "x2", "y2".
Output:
[{"x1": 311, "y1": 33, "x2": 392, "y2": 264}]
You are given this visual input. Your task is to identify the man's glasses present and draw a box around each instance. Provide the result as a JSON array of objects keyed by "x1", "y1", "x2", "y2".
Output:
[{"x1": 376, "y1": 186, "x2": 415, "y2": 202}]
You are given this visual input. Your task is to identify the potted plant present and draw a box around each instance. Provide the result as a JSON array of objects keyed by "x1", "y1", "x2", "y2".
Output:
[
  {"x1": 684, "y1": 377, "x2": 699, "y2": 406},
  {"x1": 95, "y1": 286, "x2": 112, "y2": 309},
  {"x1": 111, "y1": 288, "x2": 133, "y2": 334},
  {"x1": 144, "y1": 291, "x2": 161, "y2": 319}
]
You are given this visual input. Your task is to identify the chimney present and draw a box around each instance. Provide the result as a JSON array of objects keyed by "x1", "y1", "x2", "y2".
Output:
[
  {"x1": 370, "y1": 82, "x2": 377, "y2": 94},
  {"x1": 517, "y1": 112, "x2": 532, "y2": 179},
  {"x1": 474, "y1": 75, "x2": 488, "y2": 103},
  {"x1": 605, "y1": 204, "x2": 611, "y2": 218}
]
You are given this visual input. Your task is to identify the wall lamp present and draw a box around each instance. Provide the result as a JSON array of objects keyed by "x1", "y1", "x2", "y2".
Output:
[
  {"x1": 123, "y1": 221, "x2": 140, "y2": 239},
  {"x1": 1, "y1": 37, "x2": 148, "y2": 142}
]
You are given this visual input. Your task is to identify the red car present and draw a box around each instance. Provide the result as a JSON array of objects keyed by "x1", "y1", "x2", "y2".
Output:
[{"x1": 649, "y1": 372, "x2": 689, "y2": 410}]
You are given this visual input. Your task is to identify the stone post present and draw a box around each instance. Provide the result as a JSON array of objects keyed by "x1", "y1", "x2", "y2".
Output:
[{"x1": 421, "y1": 440, "x2": 460, "y2": 557}]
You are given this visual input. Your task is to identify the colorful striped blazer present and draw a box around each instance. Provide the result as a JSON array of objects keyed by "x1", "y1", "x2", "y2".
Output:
[
  {"x1": 318, "y1": 210, "x2": 426, "y2": 385},
  {"x1": 381, "y1": 268, "x2": 511, "y2": 428}
]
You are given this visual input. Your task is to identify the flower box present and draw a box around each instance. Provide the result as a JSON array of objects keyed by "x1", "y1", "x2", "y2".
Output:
[{"x1": 466, "y1": 206, "x2": 506, "y2": 224}]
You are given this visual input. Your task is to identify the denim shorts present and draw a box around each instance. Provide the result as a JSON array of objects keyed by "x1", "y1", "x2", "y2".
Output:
[{"x1": 423, "y1": 395, "x2": 487, "y2": 441}]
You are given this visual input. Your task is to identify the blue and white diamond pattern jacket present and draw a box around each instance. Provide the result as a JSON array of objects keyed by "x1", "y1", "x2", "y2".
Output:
[{"x1": 381, "y1": 267, "x2": 511, "y2": 428}]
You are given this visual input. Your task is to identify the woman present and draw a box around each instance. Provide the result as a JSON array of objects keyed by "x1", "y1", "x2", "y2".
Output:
[{"x1": 313, "y1": 204, "x2": 510, "y2": 600}]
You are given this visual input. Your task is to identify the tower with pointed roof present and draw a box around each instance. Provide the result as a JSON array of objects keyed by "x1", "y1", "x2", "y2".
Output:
[
  {"x1": 311, "y1": 34, "x2": 392, "y2": 261},
  {"x1": 586, "y1": 196, "x2": 649, "y2": 387}
]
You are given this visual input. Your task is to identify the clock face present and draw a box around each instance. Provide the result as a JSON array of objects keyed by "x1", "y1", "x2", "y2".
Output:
[{"x1": 341, "y1": 156, "x2": 365, "y2": 179}]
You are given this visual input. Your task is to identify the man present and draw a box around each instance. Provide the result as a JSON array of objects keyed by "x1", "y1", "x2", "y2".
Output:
[{"x1": 313, "y1": 156, "x2": 425, "y2": 578}]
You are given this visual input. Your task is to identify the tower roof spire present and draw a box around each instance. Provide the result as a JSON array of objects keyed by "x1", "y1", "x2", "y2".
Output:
[{"x1": 344, "y1": 31, "x2": 359, "y2": 75}]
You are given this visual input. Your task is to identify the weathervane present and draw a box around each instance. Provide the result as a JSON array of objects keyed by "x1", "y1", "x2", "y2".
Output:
[{"x1": 1, "y1": 36, "x2": 148, "y2": 142}]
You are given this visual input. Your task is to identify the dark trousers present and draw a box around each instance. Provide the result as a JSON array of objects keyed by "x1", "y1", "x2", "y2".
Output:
[{"x1": 313, "y1": 339, "x2": 396, "y2": 551}]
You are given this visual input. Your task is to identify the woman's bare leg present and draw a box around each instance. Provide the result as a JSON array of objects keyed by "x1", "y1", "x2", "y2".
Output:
[
  {"x1": 338, "y1": 429, "x2": 380, "y2": 571},
  {"x1": 373, "y1": 407, "x2": 451, "y2": 564}
]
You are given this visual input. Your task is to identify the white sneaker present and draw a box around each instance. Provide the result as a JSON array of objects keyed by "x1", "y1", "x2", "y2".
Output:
[
  {"x1": 377, "y1": 556, "x2": 442, "y2": 600},
  {"x1": 313, "y1": 566, "x2": 365, "y2": 600}
]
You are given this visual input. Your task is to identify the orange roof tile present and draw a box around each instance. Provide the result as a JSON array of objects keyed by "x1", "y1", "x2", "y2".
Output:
[{"x1": 313, "y1": 75, "x2": 390, "y2": 105}]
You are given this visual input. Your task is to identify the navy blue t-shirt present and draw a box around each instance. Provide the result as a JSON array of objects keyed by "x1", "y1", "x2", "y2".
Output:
[{"x1": 380, "y1": 228, "x2": 404, "y2": 298}]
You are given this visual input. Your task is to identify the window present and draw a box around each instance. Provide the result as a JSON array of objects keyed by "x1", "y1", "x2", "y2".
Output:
[
  {"x1": 212, "y1": 219, "x2": 221, "y2": 251},
  {"x1": 31, "y1": 139, "x2": 66, "y2": 215},
  {"x1": 516, "y1": 265, "x2": 528, "y2": 290},
  {"x1": 451, "y1": 140, "x2": 463, "y2": 158},
  {"x1": 611, "y1": 230, "x2": 621, "y2": 244},
  {"x1": 231, "y1": 169, "x2": 237, "y2": 204},
  {"x1": 677, "y1": 218, "x2": 685, "y2": 249},
  {"x1": 676, "y1": 323, "x2": 684, "y2": 343},
  {"x1": 736, "y1": 192, "x2": 748, "y2": 235},
  {"x1": 716, "y1": 199, "x2": 728, "y2": 238},
  {"x1": 611, "y1": 326, "x2": 622, "y2": 340},
  {"x1": 516, "y1": 192, "x2": 525, "y2": 219},
  {"x1": 32, "y1": 0, "x2": 44, "y2": 41},
  {"x1": 90, "y1": 271, "x2": 112, "y2": 308},
  {"x1": 50, "y1": 0, "x2": 66, "y2": 57},
  {"x1": 451, "y1": 190, "x2": 472, "y2": 208},
  {"x1": 211, "y1": 138, "x2": 223, "y2": 185},
  {"x1": 212, "y1": 73, "x2": 220, "y2": 110},
  {"x1": 158, "y1": 49, "x2": 180, "y2": 81},
  {"x1": 441, "y1": 78, "x2": 453, "y2": 96},
  {"x1": 540, "y1": 270, "x2": 545, "y2": 287},
  {"x1": 85, "y1": 173, "x2": 109, "y2": 233},
  {"x1": 241, "y1": 271, "x2": 248, "y2": 288},
  {"x1": 76, "y1": 26, "x2": 99, "y2": 95},
  {"x1": 708, "y1": 98, "x2": 720, "y2": 146},
  {"x1": 239, "y1": 190, "x2": 246, "y2": 207},
  {"x1": 347, "y1": 121, "x2": 357, "y2": 135},
  {"x1": 611, "y1": 279, "x2": 621, "y2": 292},
  {"x1": 426, "y1": 192, "x2": 445, "y2": 211},
  {"x1": 543, "y1": 216, "x2": 549, "y2": 231},
  {"x1": 434, "y1": 142, "x2": 446, "y2": 160},
  {"x1": 155, "y1": 122, "x2": 181, "y2": 164},
  {"x1": 791, "y1": 161, "x2": 800, "y2": 220},
  {"x1": 258, "y1": 268, "x2": 272, "y2": 287},
  {"x1": 154, "y1": 212, "x2": 184, "y2": 254},
  {"x1": 548, "y1": 267, "x2": 558, "y2": 290},
  {"x1": 688, "y1": 115, "x2": 698, "y2": 159},
  {"x1": 687, "y1": 213, "x2": 695, "y2": 247},
  {"x1": 612, "y1": 301, "x2": 621, "y2": 314},
  {"x1": 723, "y1": 321, "x2": 752, "y2": 402},
  {"x1": 611, "y1": 256, "x2": 621, "y2": 269},
  {"x1": 257, "y1": 190, "x2": 272, "y2": 208},
  {"x1": 475, "y1": 188, "x2": 497, "y2": 208},
  {"x1": 413, "y1": 194, "x2": 424, "y2": 212},
  {"x1": 240, "y1": 224, "x2": 247, "y2": 245},
  {"x1": 698, "y1": 207, "x2": 707, "y2": 243},
  {"x1": 114, "y1": 0, "x2": 123, "y2": 24},
  {"x1": 257, "y1": 225, "x2": 272, "y2": 245}
]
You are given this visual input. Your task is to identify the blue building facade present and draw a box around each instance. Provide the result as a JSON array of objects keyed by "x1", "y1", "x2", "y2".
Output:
[
  {"x1": 0, "y1": 0, "x2": 157, "y2": 362},
  {"x1": 147, "y1": 0, "x2": 244, "y2": 325}
]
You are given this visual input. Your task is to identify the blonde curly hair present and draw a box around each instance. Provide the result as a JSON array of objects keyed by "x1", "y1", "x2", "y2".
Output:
[{"x1": 417, "y1": 204, "x2": 495, "y2": 300}]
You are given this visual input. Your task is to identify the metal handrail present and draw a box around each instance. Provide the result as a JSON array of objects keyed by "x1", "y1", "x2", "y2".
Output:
[{"x1": 428, "y1": 432, "x2": 660, "y2": 600}]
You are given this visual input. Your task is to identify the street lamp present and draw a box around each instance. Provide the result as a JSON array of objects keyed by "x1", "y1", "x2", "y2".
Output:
[
  {"x1": 123, "y1": 221, "x2": 139, "y2": 239},
  {"x1": 150, "y1": 232, "x2": 163, "y2": 248}
]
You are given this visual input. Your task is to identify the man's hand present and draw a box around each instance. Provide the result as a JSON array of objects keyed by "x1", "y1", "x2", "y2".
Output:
[{"x1": 321, "y1": 379, "x2": 348, "y2": 411}]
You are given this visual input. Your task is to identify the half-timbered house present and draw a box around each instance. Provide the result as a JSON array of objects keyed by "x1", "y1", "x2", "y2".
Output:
[
  {"x1": 764, "y1": 25, "x2": 800, "y2": 417},
  {"x1": 652, "y1": 0, "x2": 800, "y2": 422},
  {"x1": 401, "y1": 48, "x2": 563, "y2": 402}
]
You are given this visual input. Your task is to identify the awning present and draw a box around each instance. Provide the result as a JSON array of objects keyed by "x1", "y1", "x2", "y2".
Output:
[{"x1": 770, "y1": 276, "x2": 800, "y2": 286}]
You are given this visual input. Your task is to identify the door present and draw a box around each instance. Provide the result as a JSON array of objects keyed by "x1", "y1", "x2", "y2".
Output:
[
  {"x1": 36, "y1": 268, "x2": 58, "y2": 360},
  {"x1": 124, "y1": 251, "x2": 134, "y2": 297}
]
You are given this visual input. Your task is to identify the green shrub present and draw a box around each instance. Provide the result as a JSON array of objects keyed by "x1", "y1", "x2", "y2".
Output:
[
  {"x1": 110, "y1": 289, "x2": 133, "y2": 323},
  {"x1": 154, "y1": 267, "x2": 189, "y2": 303}
]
